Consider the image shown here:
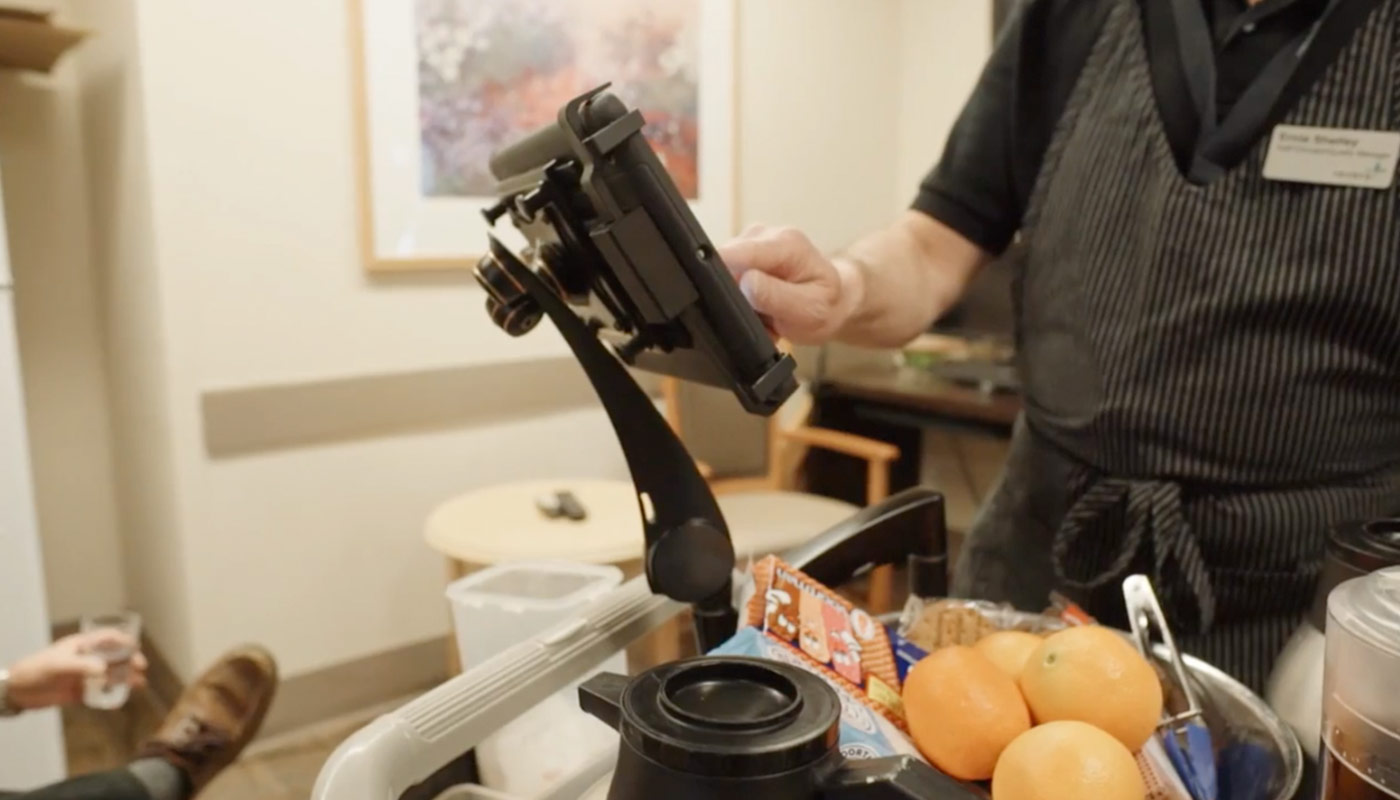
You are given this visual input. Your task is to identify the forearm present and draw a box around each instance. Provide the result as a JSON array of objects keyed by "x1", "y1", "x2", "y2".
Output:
[{"x1": 834, "y1": 211, "x2": 992, "y2": 348}]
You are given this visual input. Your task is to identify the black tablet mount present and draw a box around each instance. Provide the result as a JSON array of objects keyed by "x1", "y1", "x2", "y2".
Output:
[
  {"x1": 474, "y1": 86, "x2": 947, "y2": 653},
  {"x1": 477, "y1": 236, "x2": 741, "y2": 650}
]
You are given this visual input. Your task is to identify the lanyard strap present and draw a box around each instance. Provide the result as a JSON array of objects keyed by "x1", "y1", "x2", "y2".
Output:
[
  {"x1": 1168, "y1": 0, "x2": 1373, "y2": 182},
  {"x1": 1171, "y1": 0, "x2": 1222, "y2": 146}
]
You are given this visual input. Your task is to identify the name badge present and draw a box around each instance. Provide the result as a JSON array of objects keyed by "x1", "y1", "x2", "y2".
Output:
[{"x1": 1263, "y1": 125, "x2": 1400, "y2": 189}]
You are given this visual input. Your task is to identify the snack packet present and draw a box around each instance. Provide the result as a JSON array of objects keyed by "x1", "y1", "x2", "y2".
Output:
[
  {"x1": 741, "y1": 556, "x2": 912, "y2": 729},
  {"x1": 897, "y1": 596, "x2": 1065, "y2": 652},
  {"x1": 1046, "y1": 591, "x2": 1097, "y2": 626}
]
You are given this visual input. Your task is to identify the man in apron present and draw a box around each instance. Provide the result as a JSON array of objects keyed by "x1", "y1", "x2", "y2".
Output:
[{"x1": 721, "y1": 0, "x2": 1400, "y2": 691}]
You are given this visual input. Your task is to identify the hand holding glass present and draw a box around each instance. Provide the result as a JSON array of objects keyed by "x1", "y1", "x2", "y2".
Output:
[
  {"x1": 3, "y1": 615, "x2": 146, "y2": 711},
  {"x1": 79, "y1": 611, "x2": 144, "y2": 710}
]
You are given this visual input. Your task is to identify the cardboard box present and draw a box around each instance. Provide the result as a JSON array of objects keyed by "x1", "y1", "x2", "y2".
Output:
[{"x1": 0, "y1": 6, "x2": 87, "y2": 73}]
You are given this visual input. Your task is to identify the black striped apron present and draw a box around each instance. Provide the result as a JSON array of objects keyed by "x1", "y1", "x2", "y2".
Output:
[{"x1": 952, "y1": 0, "x2": 1400, "y2": 692}]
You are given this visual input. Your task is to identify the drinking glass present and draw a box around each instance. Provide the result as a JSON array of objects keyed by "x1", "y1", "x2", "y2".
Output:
[{"x1": 80, "y1": 611, "x2": 142, "y2": 710}]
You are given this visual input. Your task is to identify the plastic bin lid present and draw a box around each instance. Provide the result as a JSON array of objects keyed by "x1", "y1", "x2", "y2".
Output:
[{"x1": 446, "y1": 560, "x2": 623, "y2": 611}]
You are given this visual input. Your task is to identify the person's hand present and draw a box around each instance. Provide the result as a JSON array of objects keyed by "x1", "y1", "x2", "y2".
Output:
[
  {"x1": 718, "y1": 224, "x2": 863, "y2": 345},
  {"x1": 6, "y1": 631, "x2": 148, "y2": 711}
]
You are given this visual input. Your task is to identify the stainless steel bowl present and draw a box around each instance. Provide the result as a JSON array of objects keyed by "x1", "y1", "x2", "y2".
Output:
[{"x1": 1167, "y1": 648, "x2": 1304, "y2": 800}]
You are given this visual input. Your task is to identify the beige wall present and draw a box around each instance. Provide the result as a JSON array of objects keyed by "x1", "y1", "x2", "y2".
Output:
[
  {"x1": 54, "y1": 0, "x2": 993, "y2": 680},
  {"x1": 70, "y1": 0, "x2": 200, "y2": 676},
  {"x1": 740, "y1": 0, "x2": 995, "y2": 233},
  {"x1": 895, "y1": 0, "x2": 994, "y2": 206},
  {"x1": 737, "y1": 0, "x2": 904, "y2": 245},
  {"x1": 0, "y1": 39, "x2": 125, "y2": 621},
  {"x1": 139, "y1": 1, "x2": 574, "y2": 390},
  {"x1": 193, "y1": 408, "x2": 636, "y2": 675}
]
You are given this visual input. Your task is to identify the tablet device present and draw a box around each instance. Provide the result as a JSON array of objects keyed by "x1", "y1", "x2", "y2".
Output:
[{"x1": 480, "y1": 86, "x2": 797, "y2": 416}]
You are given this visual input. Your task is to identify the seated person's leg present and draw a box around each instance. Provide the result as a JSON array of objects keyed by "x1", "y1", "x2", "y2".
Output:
[
  {"x1": 135, "y1": 645, "x2": 277, "y2": 798},
  {"x1": 9, "y1": 769, "x2": 156, "y2": 800},
  {"x1": 8, "y1": 646, "x2": 276, "y2": 800}
]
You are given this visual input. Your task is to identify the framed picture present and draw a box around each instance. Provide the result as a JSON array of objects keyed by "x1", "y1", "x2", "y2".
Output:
[{"x1": 350, "y1": 0, "x2": 737, "y2": 272}]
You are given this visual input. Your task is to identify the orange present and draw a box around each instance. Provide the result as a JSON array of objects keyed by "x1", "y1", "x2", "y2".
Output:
[
  {"x1": 974, "y1": 631, "x2": 1044, "y2": 679},
  {"x1": 903, "y1": 645, "x2": 1032, "y2": 781},
  {"x1": 992, "y1": 720, "x2": 1146, "y2": 800},
  {"x1": 1018, "y1": 625, "x2": 1163, "y2": 752}
]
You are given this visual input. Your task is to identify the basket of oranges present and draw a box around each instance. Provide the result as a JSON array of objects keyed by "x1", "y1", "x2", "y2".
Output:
[
  {"x1": 895, "y1": 595, "x2": 1304, "y2": 800},
  {"x1": 727, "y1": 556, "x2": 1302, "y2": 800}
]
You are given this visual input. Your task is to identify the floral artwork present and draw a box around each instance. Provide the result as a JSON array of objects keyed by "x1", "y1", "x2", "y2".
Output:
[
  {"x1": 415, "y1": 0, "x2": 701, "y2": 199},
  {"x1": 354, "y1": 0, "x2": 730, "y2": 269}
]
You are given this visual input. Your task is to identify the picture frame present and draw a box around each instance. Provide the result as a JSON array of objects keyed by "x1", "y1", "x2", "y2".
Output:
[{"x1": 349, "y1": 0, "x2": 738, "y2": 272}]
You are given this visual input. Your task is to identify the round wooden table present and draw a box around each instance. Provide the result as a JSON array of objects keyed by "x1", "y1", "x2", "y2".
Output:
[
  {"x1": 426, "y1": 479, "x2": 645, "y2": 569},
  {"x1": 426, "y1": 478, "x2": 856, "y2": 574}
]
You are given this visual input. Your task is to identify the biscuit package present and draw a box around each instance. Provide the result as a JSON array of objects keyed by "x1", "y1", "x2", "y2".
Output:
[
  {"x1": 739, "y1": 555, "x2": 914, "y2": 730},
  {"x1": 896, "y1": 596, "x2": 1065, "y2": 652}
]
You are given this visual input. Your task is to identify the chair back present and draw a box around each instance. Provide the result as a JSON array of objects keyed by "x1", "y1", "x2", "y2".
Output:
[
  {"x1": 662, "y1": 341, "x2": 818, "y2": 491},
  {"x1": 662, "y1": 377, "x2": 774, "y2": 482}
]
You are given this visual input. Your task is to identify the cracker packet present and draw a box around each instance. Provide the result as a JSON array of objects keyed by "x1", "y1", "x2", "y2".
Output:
[
  {"x1": 897, "y1": 596, "x2": 1065, "y2": 652},
  {"x1": 737, "y1": 555, "x2": 919, "y2": 731}
]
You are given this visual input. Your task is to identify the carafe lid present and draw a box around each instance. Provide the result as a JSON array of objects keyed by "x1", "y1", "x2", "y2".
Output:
[
  {"x1": 607, "y1": 657, "x2": 840, "y2": 778},
  {"x1": 1310, "y1": 521, "x2": 1400, "y2": 629},
  {"x1": 1329, "y1": 565, "x2": 1400, "y2": 658},
  {"x1": 1331, "y1": 520, "x2": 1400, "y2": 573}
]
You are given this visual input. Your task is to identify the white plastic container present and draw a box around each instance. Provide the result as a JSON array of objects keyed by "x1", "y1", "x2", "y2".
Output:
[
  {"x1": 447, "y1": 560, "x2": 624, "y2": 666},
  {"x1": 446, "y1": 561, "x2": 625, "y2": 797},
  {"x1": 1322, "y1": 565, "x2": 1400, "y2": 797}
]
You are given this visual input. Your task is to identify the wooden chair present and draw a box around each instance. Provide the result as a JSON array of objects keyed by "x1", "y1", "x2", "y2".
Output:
[{"x1": 660, "y1": 376, "x2": 903, "y2": 612}]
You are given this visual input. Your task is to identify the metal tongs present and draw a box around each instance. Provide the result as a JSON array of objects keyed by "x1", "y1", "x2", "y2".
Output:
[{"x1": 1123, "y1": 575, "x2": 1219, "y2": 800}]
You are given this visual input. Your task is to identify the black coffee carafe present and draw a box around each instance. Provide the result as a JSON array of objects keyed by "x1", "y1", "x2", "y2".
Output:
[{"x1": 579, "y1": 656, "x2": 984, "y2": 800}]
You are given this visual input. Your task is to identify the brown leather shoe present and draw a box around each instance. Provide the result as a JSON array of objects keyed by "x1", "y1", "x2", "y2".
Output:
[{"x1": 137, "y1": 645, "x2": 278, "y2": 795}]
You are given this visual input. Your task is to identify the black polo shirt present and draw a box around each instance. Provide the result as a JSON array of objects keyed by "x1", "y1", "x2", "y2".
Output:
[{"x1": 915, "y1": 0, "x2": 1385, "y2": 255}]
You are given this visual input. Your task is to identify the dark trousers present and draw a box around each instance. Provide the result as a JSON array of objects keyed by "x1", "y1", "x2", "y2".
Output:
[{"x1": 0, "y1": 770, "x2": 152, "y2": 800}]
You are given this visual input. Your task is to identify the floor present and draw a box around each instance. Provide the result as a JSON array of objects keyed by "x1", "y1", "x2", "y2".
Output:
[{"x1": 63, "y1": 692, "x2": 393, "y2": 800}]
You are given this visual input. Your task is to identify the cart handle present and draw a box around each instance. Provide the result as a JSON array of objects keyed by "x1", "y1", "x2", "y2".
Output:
[{"x1": 784, "y1": 487, "x2": 948, "y2": 599}]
